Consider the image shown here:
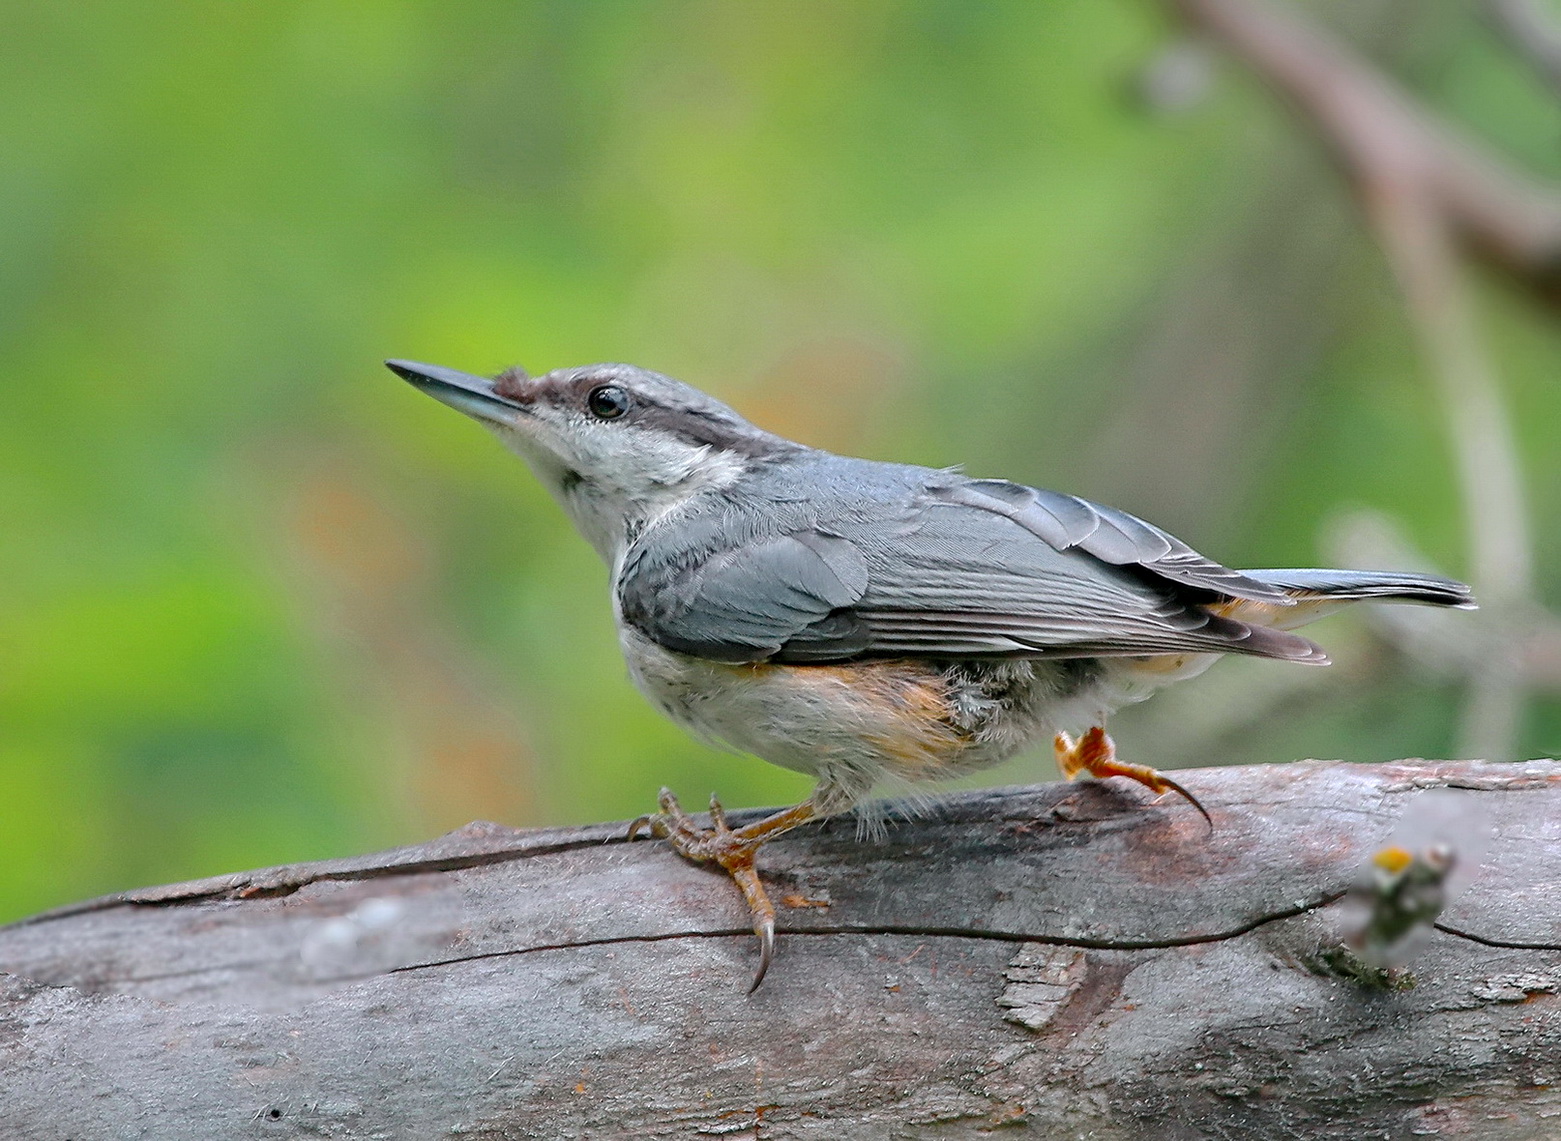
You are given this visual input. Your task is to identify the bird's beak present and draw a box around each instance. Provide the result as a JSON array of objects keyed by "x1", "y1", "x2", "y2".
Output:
[{"x1": 386, "y1": 359, "x2": 526, "y2": 427}]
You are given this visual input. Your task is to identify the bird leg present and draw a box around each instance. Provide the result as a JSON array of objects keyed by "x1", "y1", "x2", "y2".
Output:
[
  {"x1": 1053, "y1": 726, "x2": 1211, "y2": 829},
  {"x1": 629, "y1": 788, "x2": 818, "y2": 991}
]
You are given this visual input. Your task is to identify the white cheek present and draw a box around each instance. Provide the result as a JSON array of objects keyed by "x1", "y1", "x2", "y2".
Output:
[
  {"x1": 569, "y1": 424, "x2": 746, "y2": 496},
  {"x1": 639, "y1": 437, "x2": 748, "y2": 491}
]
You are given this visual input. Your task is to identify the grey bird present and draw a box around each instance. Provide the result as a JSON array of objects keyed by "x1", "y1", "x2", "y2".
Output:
[{"x1": 387, "y1": 358, "x2": 1475, "y2": 989}]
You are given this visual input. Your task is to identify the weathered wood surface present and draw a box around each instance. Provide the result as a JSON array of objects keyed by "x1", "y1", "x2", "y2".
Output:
[{"x1": 1, "y1": 759, "x2": 1558, "y2": 1139}]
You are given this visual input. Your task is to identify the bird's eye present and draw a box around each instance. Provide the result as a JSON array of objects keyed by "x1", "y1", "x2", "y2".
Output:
[{"x1": 586, "y1": 384, "x2": 631, "y2": 420}]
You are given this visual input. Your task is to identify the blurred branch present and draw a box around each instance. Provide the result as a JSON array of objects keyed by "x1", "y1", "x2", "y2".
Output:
[
  {"x1": 1484, "y1": 0, "x2": 1561, "y2": 99},
  {"x1": 1167, "y1": 0, "x2": 1561, "y2": 312},
  {"x1": 1165, "y1": 0, "x2": 1554, "y2": 761},
  {"x1": 1363, "y1": 160, "x2": 1530, "y2": 761}
]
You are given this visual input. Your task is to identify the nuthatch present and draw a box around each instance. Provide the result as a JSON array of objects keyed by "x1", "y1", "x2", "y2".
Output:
[{"x1": 387, "y1": 359, "x2": 1475, "y2": 989}]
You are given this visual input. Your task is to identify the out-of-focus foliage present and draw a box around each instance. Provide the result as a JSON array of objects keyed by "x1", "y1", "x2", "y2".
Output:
[{"x1": 2, "y1": 0, "x2": 1558, "y2": 922}]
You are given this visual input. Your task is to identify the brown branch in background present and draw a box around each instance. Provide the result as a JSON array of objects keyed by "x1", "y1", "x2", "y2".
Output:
[
  {"x1": 1165, "y1": 0, "x2": 1554, "y2": 762},
  {"x1": 1169, "y1": 0, "x2": 1561, "y2": 313},
  {"x1": 1485, "y1": 0, "x2": 1561, "y2": 100}
]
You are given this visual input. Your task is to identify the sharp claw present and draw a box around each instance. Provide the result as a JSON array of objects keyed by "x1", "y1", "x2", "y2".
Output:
[
  {"x1": 748, "y1": 913, "x2": 776, "y2": 994},
  {"x1": 627, "y1": 814, "x2": 652, "y2": 840},
  {"x1": 1157, "y1": 774, "x2": 1213, "y2": 832},
  {"x1": 637, "y1": 794, "x2": 816, "y2": 992}
]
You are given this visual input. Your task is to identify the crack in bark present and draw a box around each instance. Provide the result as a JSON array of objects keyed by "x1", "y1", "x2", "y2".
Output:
[
  {"x1": 9, "y1": 834, "x2": 632, "y2": 924},
  {"x1": 37, "y1": 901, "x2": 1552, "y2": 994},
  {"x1": 1434, "y1": 921, "x2": 1561, "y2": 951},
  {"x1": 368, "y1": 895, "x2": 1553, "y2": 979},
  {"x1": 387, "y1": 890, "x2": 1352, "y2": 977}
]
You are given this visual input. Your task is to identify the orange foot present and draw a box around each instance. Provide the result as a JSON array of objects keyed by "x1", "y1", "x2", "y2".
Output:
[
  {"x1": 1053, "y1": 726, "x2": 1212, "y2": 830},
  {"x1": 629, "y1": 789, "x2": 817, "y2": 992}
]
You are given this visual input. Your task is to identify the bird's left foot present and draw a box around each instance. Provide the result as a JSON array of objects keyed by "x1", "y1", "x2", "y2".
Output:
[
  {"x1": 1054, "y1": 726, "x2": 1211, "y2": 829},
  {"x1": 629, "y1": 789, "x2": 816, "y2": 991}
]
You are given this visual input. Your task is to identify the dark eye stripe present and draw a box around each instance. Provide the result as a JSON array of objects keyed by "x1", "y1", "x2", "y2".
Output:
[{"x1": 587, "y1": 384, "x2": 631, "y2": 420}]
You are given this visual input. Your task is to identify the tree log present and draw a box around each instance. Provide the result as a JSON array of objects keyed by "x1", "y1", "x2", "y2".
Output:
[{"x1": 2, "y1": 759, "x2": 1558, "y2": 1139}]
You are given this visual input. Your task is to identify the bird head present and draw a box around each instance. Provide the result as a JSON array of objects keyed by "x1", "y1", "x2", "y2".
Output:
[{"x1": 387, "y1": 359, "x2": 791, "y2": 561}]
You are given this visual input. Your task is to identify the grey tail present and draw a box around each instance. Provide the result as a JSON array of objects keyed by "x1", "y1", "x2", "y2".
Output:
[{"x1": 1241, "y1": 568, "x2": 1476, "y2": 610}]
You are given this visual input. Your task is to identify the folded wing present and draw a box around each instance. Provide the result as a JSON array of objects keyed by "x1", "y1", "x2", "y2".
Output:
[{"x1": 619, "y1": 476, "x2": 1327, "y2": 666}]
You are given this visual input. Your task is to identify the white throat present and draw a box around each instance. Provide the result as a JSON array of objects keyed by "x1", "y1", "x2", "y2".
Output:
[{"x1": 496, "y1": 425, "x2": 750, "y2": 567}]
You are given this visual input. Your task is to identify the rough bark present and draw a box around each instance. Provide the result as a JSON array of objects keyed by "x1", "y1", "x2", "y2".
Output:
[{"x1": 1, "y1": 759, "x2": 1558, "y2": 1139}]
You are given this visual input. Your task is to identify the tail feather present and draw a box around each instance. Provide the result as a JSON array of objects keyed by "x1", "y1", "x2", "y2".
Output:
[{"x1": 1241, "y1": 568, "x2": 1476, "y2": 610}]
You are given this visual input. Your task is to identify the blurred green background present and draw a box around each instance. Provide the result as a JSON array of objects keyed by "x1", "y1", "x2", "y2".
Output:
[{"x1": 3, "y1": 0, "x2": 1558, "y2": 923}]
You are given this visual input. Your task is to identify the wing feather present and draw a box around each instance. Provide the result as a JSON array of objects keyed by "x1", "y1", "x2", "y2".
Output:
[{"x1": 935, "y1": 481, "x2": 1293, "y2": 603}]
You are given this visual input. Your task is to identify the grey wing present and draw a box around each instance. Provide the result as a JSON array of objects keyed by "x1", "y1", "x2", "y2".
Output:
[
  {"x1": 619, "y1": 480, "x2": 1323, "y2": 665},
  {"x1": 619, "y1": 526, "x2": 874, "y2": 662}
]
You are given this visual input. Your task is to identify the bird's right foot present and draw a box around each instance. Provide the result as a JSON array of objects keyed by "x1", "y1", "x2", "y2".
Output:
[{"x1": 1054, "y1": 726, "x2": 1212, "y2": 829}]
